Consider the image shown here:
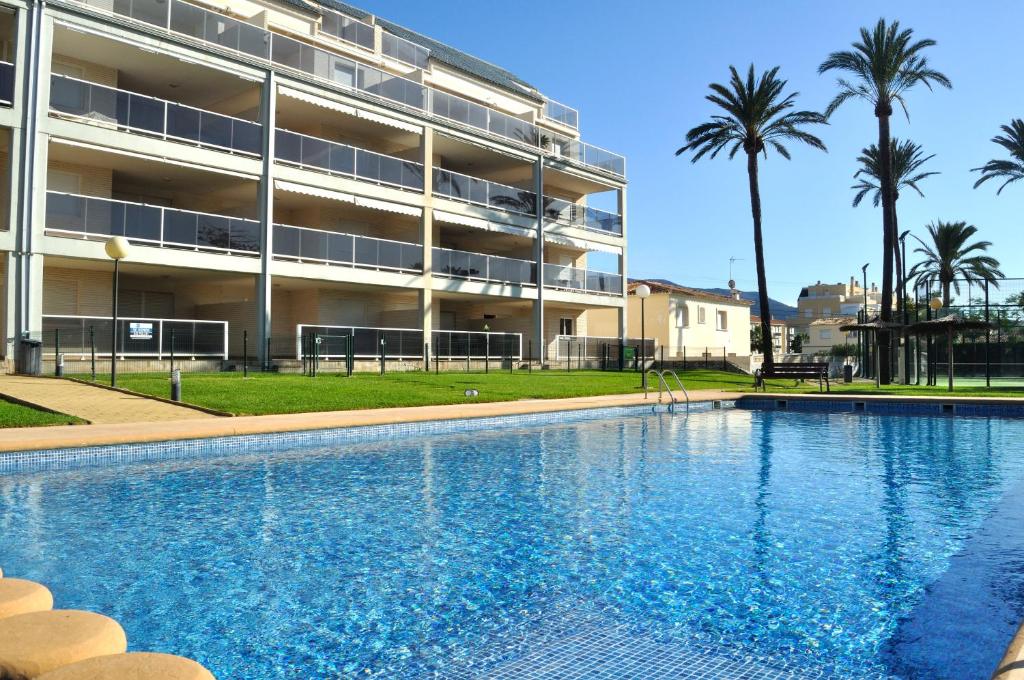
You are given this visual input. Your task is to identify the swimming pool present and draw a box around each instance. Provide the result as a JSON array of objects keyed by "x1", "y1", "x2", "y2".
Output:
[{"x1": 2, "y1": 405, "x2": 1023, "y2": 678}]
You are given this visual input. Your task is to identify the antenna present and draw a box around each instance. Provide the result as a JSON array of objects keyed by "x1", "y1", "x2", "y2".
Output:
[{"x1": 728, "y1": 256, "x2": 744, "y2": 289}]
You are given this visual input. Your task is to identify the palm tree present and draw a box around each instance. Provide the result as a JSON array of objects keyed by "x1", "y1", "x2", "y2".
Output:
[
  {"x1": 909, "y1": 221, "x2": 1003, "y2": 307},
  {"x1": 972, "y1": 119, "x2": 1024, "y2": 194},
  {"x1": 820, "y1": 19, "x2": 951, "y2": 384},
  {"x1": 851, "y1": 138, "x2": 938, "y2": 317},
  {"x1": 676, "y1": 65, "x2": 826, "y2": 370}
]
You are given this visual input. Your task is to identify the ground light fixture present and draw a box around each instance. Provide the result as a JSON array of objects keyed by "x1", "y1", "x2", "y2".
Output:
[
  {"x1": 104, "y1": 236, "x2": 131, "y2": 387},
  {"x1": 635, "y1": 283, "x2": 651, "y2": 389}
]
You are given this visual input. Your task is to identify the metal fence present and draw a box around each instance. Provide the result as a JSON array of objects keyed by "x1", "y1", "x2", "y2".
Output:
[{"x1": 863, "y1": 276, "x2": 1024, "y2": 386}]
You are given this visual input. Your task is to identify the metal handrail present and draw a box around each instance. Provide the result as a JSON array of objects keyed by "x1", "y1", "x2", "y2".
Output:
[
  {"x1": 644, "y1": 369, "x2": 690, "y2": 413},
  {"x1": 661, "y1": 369, "x2": 690, "y2": 412}
]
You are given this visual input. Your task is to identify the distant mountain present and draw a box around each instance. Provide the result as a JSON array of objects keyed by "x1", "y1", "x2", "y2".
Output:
[{"x1": 698, "y1": 288, "x2": 800, "y2": 320}]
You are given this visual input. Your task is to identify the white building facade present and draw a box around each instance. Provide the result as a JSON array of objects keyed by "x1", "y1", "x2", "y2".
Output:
[{"x1": 0, "y1": 0, "x2": 627, "y2": 369}]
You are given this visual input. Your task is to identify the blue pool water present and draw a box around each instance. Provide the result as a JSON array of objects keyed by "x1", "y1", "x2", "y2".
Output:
[{"x1": 2, "y1": 407, "x2": 1024, "y2": 679}]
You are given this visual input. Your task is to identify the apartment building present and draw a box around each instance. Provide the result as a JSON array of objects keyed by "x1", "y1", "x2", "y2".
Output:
[
  {"x1": 750, "y1": 315, "x2": 790, "y2": 355},
  {"x1": 803, "y1": 316, "x2": 857, "y2": 355},
  {"x1": 0, "y1": 0, "x2": 627, "y2": 368},
  {"x1": 796, "y1": 277, "x2": 881, "y2": 324}
]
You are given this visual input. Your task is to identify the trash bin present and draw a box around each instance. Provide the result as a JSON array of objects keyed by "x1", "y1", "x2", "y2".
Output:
[
  {"x1": 843, "y1": 364, "x2": 854, "y2": 383},
  {"x1": 16, "y1": 338, "x2": 43, "y2": 376}
]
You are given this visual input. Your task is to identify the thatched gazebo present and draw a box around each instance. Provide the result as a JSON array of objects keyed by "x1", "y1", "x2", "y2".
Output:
[
  {"x1": 906, "y1": 314, "x2": 992, "y2": 392},
  {"x1": 839, "y1": 317, "x2": 906, "y2": 387}
]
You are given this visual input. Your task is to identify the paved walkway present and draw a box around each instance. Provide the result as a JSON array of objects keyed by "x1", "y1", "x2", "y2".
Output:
[
  {"x1": 0, "y1": 390, "x2": 740, "y2": 453},
  {"x1": 0, "y1": 375, "x2": 216, "y2": 425}
]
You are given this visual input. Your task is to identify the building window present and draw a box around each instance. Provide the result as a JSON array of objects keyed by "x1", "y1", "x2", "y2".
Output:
[
  {"x1": 716, "y1": 310, "x2": 727, "y2": 330},
  {"x1": 822, "y1": 306, "x2": 832, "y2": 316},
  {"x1": 820, "y1": 330, "x2": 833, "y2": 340},
  {"x1": 804, "y1": 309, "x2": 812, "y2": 318},
  {"x1": 697, "y1": 307, "x2": 706, "y2": 324},
  {"x1": 675, "y1": 305, "x2": 689, "y2": 328},
  {"x1": 559, "y1": 318, "x2": 574, "y2": 336}
]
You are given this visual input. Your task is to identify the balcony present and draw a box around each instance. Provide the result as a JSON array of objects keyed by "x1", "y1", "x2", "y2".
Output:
[
  {"x1": 433, "y1": 169, "x2": 535, "y2": 216},
  {"x1": 46, "y1": 191, "x2": 261, "y2": 255},
  {"x1": 544, "y1": 99, "x2": 579, "y2": 130},
  {"x1": 432, "y1": 247, "x2": 535, "y2": 287},
  {"x1": 49, "y1": 74, "x2": 261, "y2": 156},
  {"x1": 318, "y1": 7, "x2": 374, "y2": 51},
  {"x1": 273, "y1": 224, "x2": 422, "y2": 273},
  {"x1": 381, "y1": 32, "x2": 430, "y2": 69},
  {"x1": 67, "y1": 0, "x2": 626, "y2": 178},
  {"x1": 275, "y1": 129, "x2": 424, "y2": 192},
  {"x1": 543, "y1": 263, "x2": 622, "y2": 296},
  {"x1": 0, "y1": 61, "x2": 12, "y2": 106},
  {"x1": 544, "y1": 196, "x2": 622, "y2": 236}
]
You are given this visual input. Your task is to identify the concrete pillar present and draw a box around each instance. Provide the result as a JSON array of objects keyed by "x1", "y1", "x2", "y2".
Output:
[
  {"x1": 617, "y1": 185, "x2": 627, "y2": 342},
  {"x1": 419, "y1": 127, "x2": 433, "y2": 365},
  {"x1": 12, "y1": 4, "x2": 51, "y2": 353},
  {"x1": 256, "y1": 70, "x2": 276, "y2": 365},
  {"x1": 531, "y1": 156, "x2": 544, "y2": 363}
]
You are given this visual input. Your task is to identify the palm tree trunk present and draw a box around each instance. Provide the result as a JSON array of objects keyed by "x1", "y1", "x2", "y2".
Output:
[
  {"x1": 877, "y1": 110, "x2": 895, "y2": 384},
  {"x1": 892, "y1": 205, "x2": 902, "y2": 381},
  {"x1": 747, "y1": 151, "x2": 775, "y2": 371}
]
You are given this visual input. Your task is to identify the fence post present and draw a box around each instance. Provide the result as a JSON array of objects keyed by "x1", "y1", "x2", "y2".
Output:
[
  {"x1": 705, "y1": 346, "x2": 709, "y2": 369},
  {"x1": 90, "y1": 326, "x2": 96, "y2": 381},
  {"x1": 435, "y1": 340, "x2": 440, "y2": 373},
  {"x1": 424, "y1": 342, "x2": 429, "y2": 373},
  {"x1": 660, "y1": 345, "x2": 664, "y2": 371},
  {"x1": 508, "y1": 338, "x2": 513, "y2": 374},
  {"x1": 380, "y1": 335, "x2": 386, "y2": 376},
  {"x1": 484, "y1": 336, "x2": 489, "y2": 374},
  {"x1": 683, "y1": 346, "x2": 686, "y2": 371},
  {"x1": 985, "y1": 279, "x2": 991, "y2": 388},
  {"x1": 578, "y1": 344, "x2": 582, "y2": 372},
  {"x1": 723, "y1": 346, "x2": 726, "y2": 371},
  {"x1": 170, "y1": 328, "x2": 175, "y2": 375},
  {"x1": 54, "y1": 329, "x2": 60, "y2": 376},
  {"x1": 528, "y1": 339, "x2": 533, "y2": 374},
  {"x1": 243, "y1": 329, "x2": 248, "y2": 378},
  {"x1": 265, "y1": 337, "x2": 271, "y2": 372},
  {"x1": 302, "y1": 334, "x2": 307, "y2": 376}
]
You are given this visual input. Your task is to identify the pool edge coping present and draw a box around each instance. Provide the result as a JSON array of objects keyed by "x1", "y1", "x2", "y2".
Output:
[
  {"x1": 994, "y1": 619, "x2": 1024, "y2": 679},
  {"x1": 0, "y1": 390, "x2": 742, "y2": 454}
]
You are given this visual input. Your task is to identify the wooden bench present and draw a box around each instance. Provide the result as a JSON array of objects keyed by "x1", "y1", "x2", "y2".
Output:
[{"x1": 755, "y1": 362, "x2": 830, "y2": 392}]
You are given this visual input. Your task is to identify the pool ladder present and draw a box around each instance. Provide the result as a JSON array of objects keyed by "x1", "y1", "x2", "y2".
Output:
[{"x1": 645, "y1": 369, "x2": 690, "y2": 413}]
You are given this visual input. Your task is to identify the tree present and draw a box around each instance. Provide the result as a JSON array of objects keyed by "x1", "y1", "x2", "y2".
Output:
[
  {"x1": 676, "y1": 64, "x2": 826, "y2": 371},
  {"x1": 972, "y1": 119, "x2": 1024, "y2": 194},
  {"x1": 820, "y1": 19, "x2": 951, "y2": 383},
  {"x1": 851, "y1": 139, "x2": 938, "y2": 314},
  {"x1": 789, "y1": 333, "x2": 806, "y2": 354},
  {"x1": 750, "y1": 324, "x2": 764, "y2": 353},
  {"x1": 908, "y1": 220, "x2": 1003, "y2": 307}
]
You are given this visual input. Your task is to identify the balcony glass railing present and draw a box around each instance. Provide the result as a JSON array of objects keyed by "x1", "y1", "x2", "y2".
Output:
[
  {"x1": 433, "y1": 169, "x2": 535, "y2": 215},
  {"x1": 295, "y1": 325, "x2": 522, "y2": 360},
  {"x1": 49, "y1": 74, "x2": 262, "y2": 155},
  {"x1": 431, "y1": 330, "x2": 522, "y2": 359},
  {"x1": 544, "y1": 99, "x2": 579, "y2": 129},
  {"x1": 45, "y1": 191, "x2": 261, "y2": 255},
  {"x1": 275, "y1": 129, "x2": 424, "y2": 191},
  {"x1": 67, "y1": 0, "x2": 626, "y2": 177},
  {"x1": 318, "y1": 7, "x2": 374, "y2": 51},
  {"x1": 381, "y1": 32, "x2": 430, "y2": 69},
  {"x1": 273, "y1": 224, "x2": 422, "y2": 272},
  {"x1": 0, "y1": 61, "x2": 13, "y2": 106},
  {"x1": 543, "y1": 263, "x2": 623, "y2": 296},
  {"x1": 43, "y1": 315, "x2": 229, "y2": 359},
  {"x1": 432, "y1": 247, "x2": 535, "y2": 286},
  {"x1": 543, "y1": 196, "x2": 622, "y2": 236}
]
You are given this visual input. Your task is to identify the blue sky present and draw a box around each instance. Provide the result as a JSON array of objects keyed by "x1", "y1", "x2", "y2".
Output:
[{"x1": 357, "y1": 0, "x2": 1024, "y2": 305}]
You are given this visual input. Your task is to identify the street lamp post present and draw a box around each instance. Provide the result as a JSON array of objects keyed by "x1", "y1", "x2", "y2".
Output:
[
  {"x1": 861, "y1": 263, "x2": 869, "y2": 379},
  {"x1": 635, "y1": 284, "x2": 651, "y2": 389},
  {"x1": 929, "y1": 296, "x2": 949, "y2": 391},
  {"x1": 899, "y1": 230, "x2": 911, "y2": 383},
  {"x1": 105, "y1": 236, "x2": 130, "y2": 387}
]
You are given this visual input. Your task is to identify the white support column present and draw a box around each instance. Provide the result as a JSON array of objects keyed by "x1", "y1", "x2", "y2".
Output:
[
  {"x1": 12, "y1": 3, "x2": 51, "y2": 361},
  {"x1": 617, "y1": 185, "x2": 628, "y2": 343},
  {"x1": 256, "y1": 70, "x2": 276, "y2": 366},
  {"x1": 419, "y1": 127, "x2": 433, "y2": 366},
  {"x1": 531, "y1": 156, "x2": 544, "y2": 363}
]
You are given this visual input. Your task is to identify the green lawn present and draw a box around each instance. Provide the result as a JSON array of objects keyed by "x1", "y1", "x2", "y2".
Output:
[
  {"x1": 0, "y1": 398, "x2": 83, "y2": 428},
  {"x1": 70, "y1": 369, "x2": 1024, "y2": 417},
  {"x1": 78, "y1": 369, "x2": 760, "y2": 416}
]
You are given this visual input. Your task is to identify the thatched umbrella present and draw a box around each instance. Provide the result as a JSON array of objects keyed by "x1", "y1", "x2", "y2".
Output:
[
  {"x1": 906, "y1": 314, "x2": 992, "y2": 392},
  {"x1": 839, "y1": 317, "x2": 906, "y2": 387}
]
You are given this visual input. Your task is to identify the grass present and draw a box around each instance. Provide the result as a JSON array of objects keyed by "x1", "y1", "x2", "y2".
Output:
[
  {"x1": 69, "y1": 369, "x2": 1024, "y2": 417},
  {"x1": 0, "y1": 398, "x2": 83, "y2": 428},
  {"x1": 77, "y1": 369, "x2": 759, "y2": 416}
]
